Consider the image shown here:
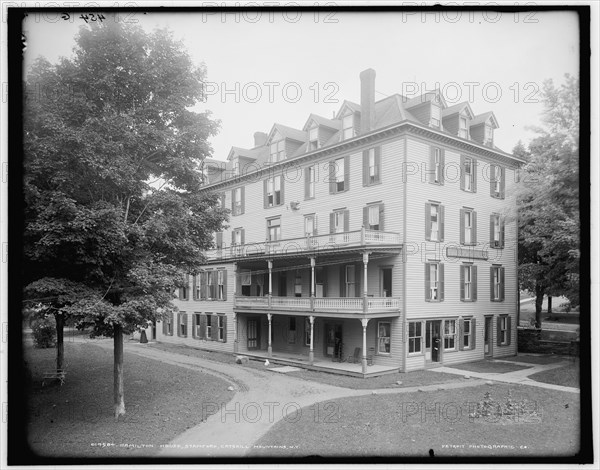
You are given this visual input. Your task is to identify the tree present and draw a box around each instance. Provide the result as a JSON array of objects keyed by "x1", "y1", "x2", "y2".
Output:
[
  {"x1": 514, "y1": 74, "x2": 580, "y2": 327},
  {"x1": 23, "y1": 20, "x2": 228, "y2": 417}
]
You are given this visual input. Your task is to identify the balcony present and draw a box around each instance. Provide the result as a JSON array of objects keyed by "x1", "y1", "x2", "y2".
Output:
[
  {"x1": 234, "y1": 295, "x2": 401, "y2": 315},
  {"x1": 205, "y1": 228, "x2": 402, "y2": 261}
]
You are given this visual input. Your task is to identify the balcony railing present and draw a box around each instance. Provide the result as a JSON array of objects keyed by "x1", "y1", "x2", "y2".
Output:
[
  {"x1": 234, "y1": 295, "x2": 401, "y2": 314},
  {"x1": 205, "y1": 228, "x2": 401, "y2": 261}
]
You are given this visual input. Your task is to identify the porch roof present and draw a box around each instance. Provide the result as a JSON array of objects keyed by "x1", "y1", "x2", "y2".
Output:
[{"x1": 234, "y1": 308, "x2": 401, "y2": 319}]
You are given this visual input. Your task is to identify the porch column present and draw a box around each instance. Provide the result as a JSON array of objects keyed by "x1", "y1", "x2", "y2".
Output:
[
  {"x1": 310, "y1": 257, "x2": 315, "y2": 297},
  {"x1": 267, "y1": 313, "x2": 273, "y2": 357},
  {"x1": 361, "y1": 318, "x2": 370, "y2": 374},
  {"x1": 233, "y1": 262, "x2": 238, "y2": 304},
  {"x1": 233, "y1": 312, "x2": 238, "y2": 353},
  {"x1": 268, "y1": 260, "x2": 273, "y2": 308},
  {"x1": 362, "y1": 252, "x2": 370, "y2": 314},
  {"x1": 309, "y1": 315, "x2": 315, "y2": 364}
]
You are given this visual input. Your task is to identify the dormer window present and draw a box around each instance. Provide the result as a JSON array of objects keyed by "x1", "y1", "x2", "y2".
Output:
[
  {"x1": 484, "y1": 125, "x2": 494, "y2": 145},
  {"x1": 308, "y1": 127, "x2": 319, "y2": 151},
  {"x1": 459, "y1": 116, "x2": 469, "y2": 138},
  {"x1": 430, "y1": 104, "x2": 441, "y2": 128},
  {"x1": 232, "y1": 157, "x2": 240, "y2": 176},
  {"x1": 342, "y1": 114, "x2": 355, "y2": 139},
  {"x1": 270, "y1": 139, "x2": 285, "y2": 162}
]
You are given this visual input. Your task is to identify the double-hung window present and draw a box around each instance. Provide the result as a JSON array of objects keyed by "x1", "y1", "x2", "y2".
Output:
[
  {"x1": 425, "y1": 262, "x2": 444, "y2": 301},
  {"x1": 178, "y1": 312, "x2": 187, "y2": 337},
  {"x1": 462, "y1": 319, "x2": 473, "y2": 349},
  {"x1": 490, "y1": 266, "x2": 505, "y2": 301},
  {"x1": 364, "y1": 203, "x2": 384, "y2": 231},
  {"x1": 305, "y1": 165, "x2": 316, "y2": 199},
  {"x1": 232, "y1": 187, "x2": 245, "y2": 215},
  {"x1": 430, "y1": 103, "x2": 441, "y2": 127},
  {"x1": 429, "y1": 147, "x2": 445, "y2": 185},
  {"x1": 460, "y1": 264, "x2": 477, "y2": 301},
  {"x1": 490, "y1": 165, "x2": 505, "y2": 199},
  {"x1": 461, "y1": 156, "x2": 476, "y2": 192},
  {"x1": 267, "y1": 217, "x2": 281, "y2": 242},
  {"x1": 217, "y1": 315, "x2": 225, "y2": 341},
  {"x1": 444, "y1": 320, "x2": 456, "y2": 350},
  {"x1": 363, "y1": 147, "x2": 381, "y2": 185},
  {"x1": 460, "y1": 208, "x2": 477, "y2": 245},
  {"x1": 265, "y1": 175, "x2": 283, "y2": 207},
  {"x1": 342, "y1": 114, "x2": 354, "y2": 139},
  {"x1": 484, "y1": 125, "x2": 494, "y2": 145},
  {"x1": 304, "y1": 214, "x2": 317, "y2": 237},
  {"x1": 270, "y1": 139, "x2": 285, "y2": 162},
  {"x1": 206, "y1": 314, "x2": 212, "y2": 338},
  {"x1": 498, "y1": 316, "x2": 509, "y2": 345},
  {"x1": 308, "y1": 127, "x2": 319, "y2": 150},
  {"x1": 217, "y1": 270, "x2": 226, "y2": 300},
  {"x1": 459, "y1": 116, "x2": 469, "y2": 138},
  {"x1": 408, "y1": 321, "x2": 423, "y2": 354},
  {"x1": 425, "y1": 202, "x2": 444, "y2": 242},
  {"x1": 490, "y1": 213, "x2": 505, "y2": 248},
  {"x1": 329, "y1": 157, "x2": 348, "y2": 193}
]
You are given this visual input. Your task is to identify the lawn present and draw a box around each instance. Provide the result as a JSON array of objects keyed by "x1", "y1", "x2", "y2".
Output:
[
  {"x1": 147, "y1": 341, "x2": 471, "y2": 390},
  {"x1": 529, "y1": 364, "x2": 580, "y2": 388},
  {"x1": 249, "y1": 383, "x2": 580, "y2": 458},
  {"x1": 444, "y1": 360, "x2": 531, "y2": 374},
  {"x1": 24, "y1": 341, "x2": 234, "y2": 458},
  {"x1": 500, "y1": 354, "x2": 571, "y2": 365}
]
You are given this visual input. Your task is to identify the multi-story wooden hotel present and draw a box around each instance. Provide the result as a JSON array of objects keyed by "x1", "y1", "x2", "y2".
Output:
[{"x1": 155, "y1": 69, "x2": 523, "y2": 376}]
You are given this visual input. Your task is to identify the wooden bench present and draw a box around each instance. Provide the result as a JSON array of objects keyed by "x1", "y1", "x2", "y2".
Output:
[{"x1": 42, "y1": 369, "x2": 67, "y2": 387}]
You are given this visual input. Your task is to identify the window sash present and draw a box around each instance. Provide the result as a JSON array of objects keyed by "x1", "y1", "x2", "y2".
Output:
[
  {"x1": 464, "y1": 158, "x2": 473, "y2": 191},
  {"x1": 206, "y1": 314, "x2": 212, "y2": 337},
  {"x1": 378, "y1": 321, "x2": 391, "y2": 354},
  {"x1": 493, "y1": 268, "x2": 501, "y2": 300},
  {"x1": 368, "y1": 205, "x2": 379, "y2": 229},
  {"x1": 408, "y1": 321, "x2": 422, "y2": 353},
  {"x1": 430, "y1": 264, "x2": 439, "y2": 300},
  {"x1": 444, "y1": 320, "x2": 456, "y2": 349},
  {"x1": 342, "y1": 114, "x2": 353, "y2": 138},
  {"x1": 304, "y1": 216, "x2": 315, "y2": 237},
  {"x1": 218, "y1": 315, "x2": 224, "y2": 341},
  {"x1": 434, "y1": 149, "x2": 441, "y2": 183},
  {"x1": 463, "y1": 319, "x2": 471, "y2": 348},
  {"x1": 464, "y1": 211, "x2": 472, "y2": 244},
  {"x1": 430, "y1": 204, "x2": 439, "y2": 241},
  {"x1": 334, "y1": 211, "x2": 345, "y2": 233},
  {"x1": 308, "y1": 166, "x2": 315, "y2": 198},
  {"x1": 464, "y1": 266, "x2": 472, "y2": 300},
  {"x1": 309, "y1": 127, "x2": 318, "y2": 142}
]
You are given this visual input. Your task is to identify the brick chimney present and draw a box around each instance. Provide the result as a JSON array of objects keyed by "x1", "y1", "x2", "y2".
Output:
[
  {"x1": 253, "y1": 131, "x2": 268, "y2": 147},
  {"x1": 360, "y1": 68, "x2": 376, "y2": 134}
]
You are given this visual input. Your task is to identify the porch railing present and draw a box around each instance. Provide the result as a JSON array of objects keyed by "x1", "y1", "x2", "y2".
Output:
[
  {"x1": 205, "y1": 228, "x2": 401, "y2": 261},
  {"x1": 234, "y1": 295, "x2": 401, "y2": 314}
]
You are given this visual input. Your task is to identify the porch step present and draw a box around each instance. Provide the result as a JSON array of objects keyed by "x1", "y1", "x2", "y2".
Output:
[{"x1": 268, "y1": 366, "x2": 303, "y2": 374}]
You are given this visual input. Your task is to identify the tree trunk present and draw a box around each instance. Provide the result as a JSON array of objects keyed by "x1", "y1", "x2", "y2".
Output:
[
  {"x1": 547, "y1": 295, "x2": 552, "y2": 315},
  {"x1": 114, "y1": 325, "x2": 125, "y2": 419},
  {"x1": 55, "y1": 313, "x2": 64, "y2": 371},
  {"x1": 535, "y1": 284, "x2": 544, "y2": 328}
]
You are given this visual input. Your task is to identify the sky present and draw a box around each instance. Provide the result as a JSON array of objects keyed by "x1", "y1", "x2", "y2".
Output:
[{"x1": 23, "y1": 8, "x2": 580, "y2": 161}]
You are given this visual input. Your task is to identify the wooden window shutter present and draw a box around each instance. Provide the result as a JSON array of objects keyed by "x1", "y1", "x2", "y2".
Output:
[
  {"x1": 490, "y1": 267, "x2": 495, "y2": 301},
  {"x1": 211, "y1": 316, "x2": 219, "y2": 341},
  {"x1": 490, "y1": 214, "x2": 495, "y2": 246},
  {"x1": 375, "y1": 147, "x2": 381, "y2": 183},
  {"x1": 497, "y1": 317, "x2": 502, "y2": 346},
  {"x1": 263, "y1": 179, "x2": 268, "y2": 208},
  {"x1": 500, "y1": 167, "x2": 506, "y2": 198},
  {"x1": 305, "y1": 166, "x2": 311, "y2": 199},
  {"x1": 222, "y1": 269, "x2": 228, "y2": 301},
  {"x1": 362, "y1": 150, "x2": 369, "y2": 186},
  {"x1": 199, "y1": 314, "x2": 207, "y2": 340},
  {"x1": 472, "y1": 211, "x2": 477, "y2": 245},
  {"x1": 459, "y1": 208, "x2": 465, "y2": 244},
  {"x1": 472, "y1": 265, "x2": 478, "y2": 301},
  {"x1": 192, "y1": 313, "x2": 197, "y2": 338},
  {"x1": 500, "y1": 267, "x2": 505, "y2": 301},
  {"x1": 500, "y1": 217, "x2": 505, "y2": 248},
  {"x1": 340, "y1": 266, "x2": 346, "y2": 297},
  {"x1": 231, "y1": 231, "x2": 235, "y2": 246},
  {"x1": 222, "y1": 315, "x2": 228, "y2": 342},
  {"x1": 241, "y1": 186, "x2": 245, "y2": 214},
  {"x1": 363, "y1": 206, "x2": 369, "y2": 228},
  {"x1": 429, "y1": 147, "x2": 435, "y2": 183},
  {"x1": 471, "y1": 319, "x2": 477, "y2": 349},
  {"x1": 490, "y1": 164, "x2": 496, "y2": 196},
  {"x1": 343, "y1": 156, "x2": 350, "y2": 191},
  {"x1": 200, "y1": 271, "x2": 207, "y2": 300},
  {"x1": 459, "y1": 318, "x2": 465, "y2": 350},
  {"x1": 379, "y1": 203, "x2": 385, "y2": 231},
  {"x1": 460, "y1": 155, "x2": 466, "y2": 191},
  {"x1": 192, "y1": 275, "x2": 198, "y2": 300},
  {"x1": 216, "y1": 232, "x2": 223, "y2": 250},
  {"x1": 329, "y1": 212, "x2": 335, "y2": 234},
  {"x1": 424, "y1": 263, "x2": 431, "y2": 301},
  {"x1": 439, "y1": 205, "x2": 445, "y2": 242},
  {"x1": 425, "y1": 203, "x2": 431, "y2": 240},
  {"x1": 329, "y1": 161, "x2": 336, "y2": 194},
  {"x1": 439, "y1": 149, "x2": 445, "y2": 185},
  {"x1": 241, "y1": 229, "x2": 245, "y2": 245},
  {"x1": 506, "y1": 316, "x2": 512, "y2": 345},
  {"x1": 162, "y1": 317, "x2": 168, "y2": 335},
  {"x1": 343, "y1": 209, "x2": 350, "y2": 232},
  {"x1": 280, "y1": 175, "x2": 285, "y2": 205},
  {"x1": 169, "y1": 312, "x2": 174, "y2": 336},
  {"x1": 439, "y1": 263, "x2": 445, "y2": 301},
  {"x1": 472, "y1": 159, "x2": 478, "y2": 192},
  {"x1": 231, "y1": 189, "x2": 235, "y2": 212},
  {"x1": 460, "y1": 265, "x2": 465, "y2": 301},
  {"x1": 182, "y1": 313, "x2": 188, "y2": 338}
]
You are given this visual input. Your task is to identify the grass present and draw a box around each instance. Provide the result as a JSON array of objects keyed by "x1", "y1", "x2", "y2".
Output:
[
  {"x1": 446, "y1": 360, "x2": 532, "y2": 374},
  {"x1": 500, "y1": 354, "x2": 571, "y2": 365},
  {"x1": 529, "y1": 363, "x2": 580, "y2": 388},
  {"x1": 249, "y1": 383, "x2": 580, "y2": 458},
  {"x1": 146, "y1": 341, "x2": 470, "y2": 390},
  {"x1": 25, "y1": 341, "x2": 234, "y2": 458}
]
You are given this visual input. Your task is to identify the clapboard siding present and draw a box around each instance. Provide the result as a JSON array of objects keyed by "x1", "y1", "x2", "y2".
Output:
[{"x1": 402, "y1": 137, "x2": 517, "y2": 367}]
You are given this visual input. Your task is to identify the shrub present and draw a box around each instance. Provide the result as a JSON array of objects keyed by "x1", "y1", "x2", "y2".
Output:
[{"x1": 31, "y1": 315, "x2": 56, "y2": 348}]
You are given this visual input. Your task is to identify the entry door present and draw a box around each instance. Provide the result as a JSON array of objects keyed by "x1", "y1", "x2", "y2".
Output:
[
  {"x1": 324, "y1": 323, "x2": 343, "y2": 358},
  {"x1": 484, "y1": 316, "x2": 493, "y2": 357},
  {"x1": 247, "y1": 318, "x2": 260, "y2": 350},
  {"x1": 425, "y1": 320, "x2": 442, "y2": 363},
  {"x1": 381, "y1": 268, "x2": 392, "y2": 297}
]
